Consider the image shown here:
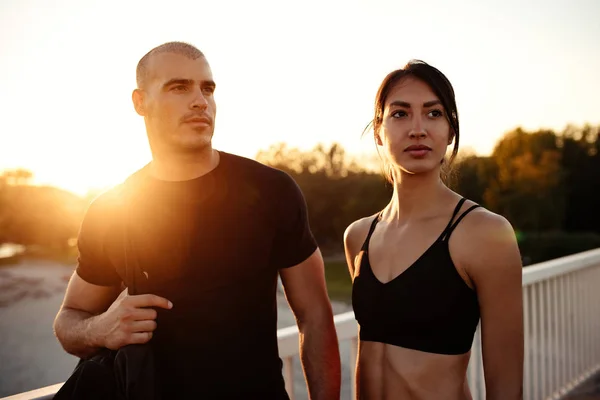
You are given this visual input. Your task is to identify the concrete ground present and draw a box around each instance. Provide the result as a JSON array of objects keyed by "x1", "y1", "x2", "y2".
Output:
[{"x1": 563, "y1": 372, "x2": 600, "y2": 400}]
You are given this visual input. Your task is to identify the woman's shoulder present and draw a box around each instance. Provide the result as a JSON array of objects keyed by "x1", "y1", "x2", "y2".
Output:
[
  {"x1": 450, "y1": 201, "x2": 522, "y2": 275},
  {"x1": 456, "y1": 201, "x2": 515, "y2": 240},
  {"x1": 344, "y1": 214, "x2": 380, "y2": 252}
]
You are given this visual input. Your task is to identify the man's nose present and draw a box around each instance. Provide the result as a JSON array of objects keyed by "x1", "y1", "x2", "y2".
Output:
[{"x1": 190, "y1": 89, "x2": 208, "y2": 110}]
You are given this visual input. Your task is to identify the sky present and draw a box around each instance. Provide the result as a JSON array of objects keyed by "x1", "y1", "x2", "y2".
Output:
[{"x1": 1, "y1": 0, "x2": 599, "y2": 195}]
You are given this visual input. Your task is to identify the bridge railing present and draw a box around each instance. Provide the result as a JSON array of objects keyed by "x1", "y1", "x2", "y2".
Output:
[{"x1": 4, "y1": 248, "x2": 600, "y2": 400}]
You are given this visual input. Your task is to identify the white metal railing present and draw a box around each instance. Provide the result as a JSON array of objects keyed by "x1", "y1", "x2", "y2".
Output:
[
  {"x1": 279, "y1": 248, "x2": 600, "y2": 400},
  {"x1": 3, "y1": 248, "x2": 600, "y2": 400}
]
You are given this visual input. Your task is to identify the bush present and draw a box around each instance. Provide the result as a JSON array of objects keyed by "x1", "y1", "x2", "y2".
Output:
[
  {"x1": 324, "y1": 260, "x2": 352, "y2": 303},
  {"x1": 518, "y1": 231, "x2": 600, "y2": 266}
]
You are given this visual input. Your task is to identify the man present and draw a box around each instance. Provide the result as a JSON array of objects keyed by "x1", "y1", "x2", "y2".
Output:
[{"x1": 53, "y1": 41, "x2": 341, "y2": 399}]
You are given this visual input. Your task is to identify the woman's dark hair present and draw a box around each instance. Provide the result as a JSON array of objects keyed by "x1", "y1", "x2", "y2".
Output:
[{"x1": 366, "y1": 60, "x2": 460, "y2": 182}]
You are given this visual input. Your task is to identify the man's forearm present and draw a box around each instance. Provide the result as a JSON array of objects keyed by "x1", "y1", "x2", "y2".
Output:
[
  {"x1": 53, "y1": 308, "x2": 105, "y2": 359},
  {"x1": 299, "y1": 316, "x2": 341, "y2": 400}
]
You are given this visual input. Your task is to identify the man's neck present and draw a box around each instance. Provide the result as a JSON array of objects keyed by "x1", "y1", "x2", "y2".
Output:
[{"x1": 148, "y1": 148, "x2": 220, "y2": 182}]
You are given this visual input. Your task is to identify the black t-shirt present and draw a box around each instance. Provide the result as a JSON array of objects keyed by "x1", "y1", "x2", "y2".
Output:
[{"x1": 76, "y1": 151, "x2": 317, "y2": 399}]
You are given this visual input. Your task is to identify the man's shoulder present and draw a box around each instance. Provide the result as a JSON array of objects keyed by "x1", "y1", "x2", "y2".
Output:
[
  {"x1": 84, "y1": 166, "x2": 147, "y2": 219},
  {"x1": 83, "y1": 184, "x2": 126, "y2": 221},
  {"x1": 220, "y1": 151, "x2": 294, "y2": 184}
]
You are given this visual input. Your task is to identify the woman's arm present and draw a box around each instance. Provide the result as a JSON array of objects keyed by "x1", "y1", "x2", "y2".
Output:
[
  {"x1": 343, "y1": 217, "x2": 372, "y2": 400},
  {"x1": 453, "y1": 210, "x2": 524, "y2": 400}
]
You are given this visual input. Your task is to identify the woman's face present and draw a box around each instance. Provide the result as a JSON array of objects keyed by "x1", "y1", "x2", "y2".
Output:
[{"x1": 377, "y1": 77, "x2": 453, "y2": 177}]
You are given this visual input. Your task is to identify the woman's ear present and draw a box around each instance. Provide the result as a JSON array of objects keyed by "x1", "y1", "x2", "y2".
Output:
[{"x1": 448, "y1": 132, "x2": 454, "y2": 145}]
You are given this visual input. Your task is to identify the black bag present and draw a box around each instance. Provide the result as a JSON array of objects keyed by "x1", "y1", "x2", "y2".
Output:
[{"x1": 54, "y1": 177, "x2": 160, "y2": 400}]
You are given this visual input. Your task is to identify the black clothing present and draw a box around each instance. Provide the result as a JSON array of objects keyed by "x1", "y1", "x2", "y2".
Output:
[
  {"x1": 352, "y1": 198, "x2": 481, "y2": 355},
  {"x1": 76, "y1": 151, "x2": 317, "y2": 399}
]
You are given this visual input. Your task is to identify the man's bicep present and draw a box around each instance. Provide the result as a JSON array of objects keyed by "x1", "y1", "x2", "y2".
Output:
[
  {"x1": 75, "y1": 190, "x2": 124, "y2": 287},
  {"x1": 279, "y1": 249, "x2": 331, "y2": 323},
  {"x1": 60, "y1": 272, "x2": 121, "y2": 316},
  {"x1": 271, "y1": 172, "x2": 318, "y2": 269}
]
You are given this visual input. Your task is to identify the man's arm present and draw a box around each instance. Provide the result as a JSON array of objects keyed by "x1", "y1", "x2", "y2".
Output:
[
  {"x1": 279, "y1": 248, "x2": 341, "y2": 400},
  {"x1": 53, "y1": 272, "x2": 172, "y2": 359}
]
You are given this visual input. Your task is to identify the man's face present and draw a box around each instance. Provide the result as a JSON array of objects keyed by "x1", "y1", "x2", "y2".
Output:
[{"x1": 134, "y1": 53, "x2": 216, "y2": 154}]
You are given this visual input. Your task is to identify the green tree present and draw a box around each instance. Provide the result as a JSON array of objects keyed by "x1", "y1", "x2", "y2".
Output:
[
  {"x1": 257, "y1": 143, "x2": 390, "y2": 254},
  {"x1": 561, "y1": 124, "x2": 600, "y2": 233},
  {"x1": 483, "y1": 128, "x2": 565, "y2": 231},
  {"x1": 453, "y1": 155, "x2": 497, "y2": 205}
]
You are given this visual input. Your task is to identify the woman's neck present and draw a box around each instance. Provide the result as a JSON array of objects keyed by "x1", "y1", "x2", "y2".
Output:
[{"x1": 384, "y1": 167, "x2": 452, "y2": 223}]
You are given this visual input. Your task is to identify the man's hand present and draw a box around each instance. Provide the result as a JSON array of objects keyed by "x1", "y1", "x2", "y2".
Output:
[
  {"x1": 93, "y1": 289, "x2": 173, "y2": 350},
  {"x1": 54, "y1": 273, "x2": 173, "y2": 358}
]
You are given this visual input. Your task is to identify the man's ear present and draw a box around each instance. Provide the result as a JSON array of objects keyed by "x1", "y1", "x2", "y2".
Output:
[{"x1": 132, "y1": 89, "x2": 146, "y2": 116}]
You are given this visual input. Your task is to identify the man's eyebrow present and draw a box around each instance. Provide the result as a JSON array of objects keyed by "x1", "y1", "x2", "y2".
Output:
[
  {"x1": 161, "y1": 78, "x2": 216, "y2": 90},
  {"x1": 162, "y1": 78, "x2": 194, "y2": 89},
  {"x1": 388, "y1": 100, "x2": 442, "y2": 108}
]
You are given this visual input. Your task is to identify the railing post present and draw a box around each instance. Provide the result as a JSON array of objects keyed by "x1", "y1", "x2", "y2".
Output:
[
  {"x1": 283, "y1": 356, "x2": 295, "y2": 400},
  {"x1": 350, "y1": 337, "x2": 358, "y2": 400},
  {"x1": 532, "y1": 283, "x2": 540, "y2": 399},
  {"x1": 541, "y1": 280, "x2": 548, "y2": 399},
  {"x1": 523, "y1": 285, "x2": 531, "y2": 400},
  {"x1": 552, "y1": 277, "x2": 560, "y2": 398},
  {"x1": 559, "y1": 275, "x2": 567, "y2": 396}
]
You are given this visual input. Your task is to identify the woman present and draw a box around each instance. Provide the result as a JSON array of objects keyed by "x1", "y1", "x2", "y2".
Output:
[{"x1": 344, "y1": 60, "x2": 523, "y2": 399}]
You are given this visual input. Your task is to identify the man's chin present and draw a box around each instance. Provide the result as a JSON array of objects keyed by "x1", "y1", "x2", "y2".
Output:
[{"x1": 174, "y1": 132, "x2": 213, "y2": 150}]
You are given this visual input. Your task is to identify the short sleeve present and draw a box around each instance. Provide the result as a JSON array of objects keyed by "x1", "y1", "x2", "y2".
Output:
[
  {"x1": 270, "y1": 173, "x2": 318, "y2": 269},
  {"x1": 75, "y1": 190, "x2": 123, "y2": 287}
]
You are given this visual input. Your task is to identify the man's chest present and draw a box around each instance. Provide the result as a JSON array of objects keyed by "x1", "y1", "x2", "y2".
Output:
[{"x1": 105, "y1": 193, "x2": 277, "y2": 296}]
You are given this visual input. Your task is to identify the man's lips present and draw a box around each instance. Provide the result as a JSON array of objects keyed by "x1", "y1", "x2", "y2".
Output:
[{"x1": 184, "y1": 117, "x2": 211, "y2": 125}]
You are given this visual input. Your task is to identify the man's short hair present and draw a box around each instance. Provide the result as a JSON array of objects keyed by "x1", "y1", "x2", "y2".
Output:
[{"x1": 136, "y1": 41, "x2": 205, "y2": 89}]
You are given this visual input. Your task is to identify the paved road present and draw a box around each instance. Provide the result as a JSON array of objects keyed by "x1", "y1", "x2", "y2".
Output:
[
  {"x1": 0, "y1": 260, "x2": 78, "y2": 398},
  {"x1": 0, "y1": 260, "x2": 354, "y2": 399}
]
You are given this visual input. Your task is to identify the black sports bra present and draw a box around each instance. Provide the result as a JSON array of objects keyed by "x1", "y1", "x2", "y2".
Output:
[{"x1": 352, "y1": 198, "x2": 481, "y2": 355}]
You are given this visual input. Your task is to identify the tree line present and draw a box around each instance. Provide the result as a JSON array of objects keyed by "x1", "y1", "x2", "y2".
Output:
[
  {"x1": 256, "y1": 124, "x2": 600, "y2": 265},
  {"x1": 1, "y1": 124, "x2": 599, "y2": 265}
]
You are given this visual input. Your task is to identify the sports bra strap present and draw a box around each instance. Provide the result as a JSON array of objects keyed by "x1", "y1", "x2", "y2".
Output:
[
  {"x1": 441, "y1": 204, "x2": 481, "y2": 241},
  {"x1": 360, "y1": 213, "x2": 382, "y2": 251},
  {"x1": 437, "y1": 198, "x2": 467, "y2": 240}
]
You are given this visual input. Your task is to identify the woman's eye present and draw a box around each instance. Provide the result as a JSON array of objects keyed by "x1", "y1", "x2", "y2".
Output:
[
  {"x1": 392, "y1": 110, "x2": 408, "y2": 118},
  {"x1": 428, "y1": 109, "x2": 443, "y2": 117}
]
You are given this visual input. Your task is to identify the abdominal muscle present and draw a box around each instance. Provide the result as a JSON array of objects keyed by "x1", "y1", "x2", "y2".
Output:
[{"x1": 357, "y1": 341, "x2": 473, "y2": 400}]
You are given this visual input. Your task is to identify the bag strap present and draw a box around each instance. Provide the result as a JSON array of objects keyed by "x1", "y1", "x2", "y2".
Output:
[
  {"x1": 123, "y1": 211, "x2": 137, "y2": 296},
  {"x1": 120, "y1": 165, "x2": 148, "y2": 296}
]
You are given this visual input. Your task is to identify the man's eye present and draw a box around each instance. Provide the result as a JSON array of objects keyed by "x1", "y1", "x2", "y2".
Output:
[
  {"x1": 202, "y1": 86, "x2": 215, "y2": 95},
  {"x1": 172, "y1": 85, "x2": 188, "y2": 92}
]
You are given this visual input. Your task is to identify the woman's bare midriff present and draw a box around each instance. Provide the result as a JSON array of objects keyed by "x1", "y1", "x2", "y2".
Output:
[{"x1": 358, "y1": 341, "x2": 473, "y2": 400}]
